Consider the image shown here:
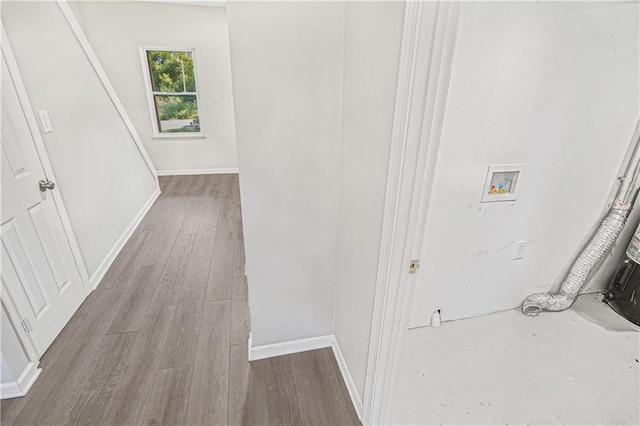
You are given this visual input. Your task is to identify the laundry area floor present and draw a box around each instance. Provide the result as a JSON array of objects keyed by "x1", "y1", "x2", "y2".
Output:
[{"x1": 391, "y1": 294, "x2": 640, "y2": 425}]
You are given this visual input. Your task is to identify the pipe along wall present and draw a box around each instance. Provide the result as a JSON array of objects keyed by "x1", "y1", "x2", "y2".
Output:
[{"x1": 522, "y1": 119, "x2": 640, "y2": 315}]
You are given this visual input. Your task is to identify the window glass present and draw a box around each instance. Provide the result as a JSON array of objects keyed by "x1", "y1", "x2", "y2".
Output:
[
  {"x1": 144, "y1": 49, "x2": 201, "y2": 135},
  {"x1": 153, "y1": 95, "x2": 201, "y2": 133}
]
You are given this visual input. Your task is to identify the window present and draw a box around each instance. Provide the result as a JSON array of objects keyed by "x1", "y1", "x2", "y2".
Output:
[{"x1": 140, "y1": 47, "x2": 202, "y2": 136}]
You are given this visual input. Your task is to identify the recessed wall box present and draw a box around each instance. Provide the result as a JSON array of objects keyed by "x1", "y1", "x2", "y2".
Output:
[{"x1": 481, "y1": 164, "x2": 524, "y2": 203}]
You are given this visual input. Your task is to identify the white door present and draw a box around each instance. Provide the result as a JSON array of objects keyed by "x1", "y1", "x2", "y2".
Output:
[{"x1": 1, "y1": 56, "x2": 87, "y2": 356}]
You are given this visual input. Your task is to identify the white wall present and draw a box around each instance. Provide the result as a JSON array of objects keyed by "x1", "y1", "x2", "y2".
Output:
[
  {"x1": 2, "y1": 1, "x2": 158, "y2": 279},
  {"x1": 334, "y1": 1, "x2": 404, "y2": 399},
  {"x1": 70, "y1": 1, "x2": 237, "y2": 174},
  {"x1": 409, "y1": 1, "x2": 640, "y2": 327},
  {"x1": 227, "y1": 2, "x2": 345, "y2": 346}
]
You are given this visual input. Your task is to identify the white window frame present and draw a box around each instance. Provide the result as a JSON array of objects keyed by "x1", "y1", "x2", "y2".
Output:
[{"x1": 139, "y1": 45, "x2": 205, "y2": 138}]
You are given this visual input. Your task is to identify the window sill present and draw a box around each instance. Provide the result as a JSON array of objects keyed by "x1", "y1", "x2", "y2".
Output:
[{"x1": 151, "y1": 133, "x2": 207, "y2": 140}]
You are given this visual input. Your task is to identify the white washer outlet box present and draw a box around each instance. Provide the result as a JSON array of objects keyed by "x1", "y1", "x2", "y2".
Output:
[{"x1": 481, "y1": 164, "x2": 524, "y2": 203}]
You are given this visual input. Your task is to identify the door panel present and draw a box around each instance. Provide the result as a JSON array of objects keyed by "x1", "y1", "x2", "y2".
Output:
[
  {"x1": 28, "y1": 203, "x2": 71, "y2": 292},
  {"x1": 1, "y1": 218, "x2": 50, "y2": 318},
  {"x1": 1, "y1": 56, "x2": 86, "y2": 356}
]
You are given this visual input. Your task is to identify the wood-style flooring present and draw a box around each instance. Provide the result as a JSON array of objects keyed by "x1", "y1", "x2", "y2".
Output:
[{"x1": 1, "y1": 174, "x2": 359, "y2": 426}]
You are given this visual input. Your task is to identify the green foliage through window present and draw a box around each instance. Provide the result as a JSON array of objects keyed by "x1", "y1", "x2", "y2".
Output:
[{"x1": 145, "y1": 49, "x2": 201, "y2": 134}]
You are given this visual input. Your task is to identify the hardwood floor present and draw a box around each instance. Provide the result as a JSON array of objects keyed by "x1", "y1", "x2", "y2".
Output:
[{"x1": 1, "y1": 174, "x2": 359, "y2": 426}]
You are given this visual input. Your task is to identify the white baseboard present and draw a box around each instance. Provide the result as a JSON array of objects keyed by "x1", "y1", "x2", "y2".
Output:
[
  {"x1": 331, "y1": 339, "x2": 363, "y2": 421},
  {"x1": 1, "y1": 362, "x2": 41, "y2": 399},
  {"x1": 89, "y1": 188, "x2": 161, "y2": 290},
  {"x1": 0, "y1": 381, "x2": 23, "y2": 399},
  {"x1": 248, "y1": 333, "x2": 334, "y2": 361},
  {"x1": 247, "y1": 333, "x2": 363, "y2": 421},
  {"x1": 17, "y1": 361, "x2": 41, "y2": 395},
  {"x1": 156, "y1": 167, "x2": 239, "y2": 176}
]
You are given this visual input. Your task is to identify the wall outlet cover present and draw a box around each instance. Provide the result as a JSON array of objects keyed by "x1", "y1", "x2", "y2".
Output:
[
  {"x1": 512, "y1": 240, "x2": 528, "y2": 260},
  {"x1": 38, "y1": 110, "x2": 53, "y2": 133}
]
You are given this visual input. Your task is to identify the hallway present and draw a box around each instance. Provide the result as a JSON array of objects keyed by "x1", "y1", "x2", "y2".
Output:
[{"x1": 0, "y1": 175, "x2": 359, "y2": 425}]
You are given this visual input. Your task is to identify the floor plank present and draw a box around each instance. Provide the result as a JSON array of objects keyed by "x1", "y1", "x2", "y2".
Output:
[
  {"x1": 108, "y1": 264, "x2": 164, "y2": 334},
  {"x1": 231, "y1": 275, "x2": 250, "y2": 346},
  {"x1": 149, "y1": 259, "x2": 188, "y2": 308},
  {"x1": 148, "y1": 232, "x2": 196, "y2": 308},
  {"x1": 105, "y1": 306, "x2": 176, "y2": 425},
  {"x1": 228, "y1": 343, "x2": 270, "y2": 426},
  {"x1": 159, "y1": 286, "x2": 205, "y2": 369},
  {"x1": 234, "y1": 233, "x2": 246, "y2": 277},
  {"x1": 207, "y1": 175, "x2": 236, "y2": 301},
  {"x1": 66, "y1": 332, "x2": 137, "y2": 425},
  {"x1": 39, "y1": 289, "x2": 99, "y2": 370},
  {"x1": 232, "y1": 175, "x2": 246, "y2": 277},
  {"x1": 143, "y1": 365, "x2": 193, "y2": 425},
  {"x1": 187, "y1": 300, "x2": 231, "y2": 425},
  {"x1": 184, "y1": 259, "x2": 211, "y2": 288},
  {"x1": 143, "y1": 210, "x2": 186, "y2": 266},
  {"x1": 180, "y1": 175, "x2": 208, "y2": 234},
  {"x1": 325, "y1": 349, "x2": 362, "y2": 425},
  {"x1": 263, "y1": 356, "x2": 305, "y2": 426},
  {"x1": 191, "y1": 221, "x2": 218, "y2": 264},
  {"x1": 165, "y1": 230, "x2": 196, "y2": 267},
  {"x1": 100, "y1": 225, "x2": 162, "y2": 289},
  {"x1": 292, "y1": 349, "x2": 360, "y2": 425}
]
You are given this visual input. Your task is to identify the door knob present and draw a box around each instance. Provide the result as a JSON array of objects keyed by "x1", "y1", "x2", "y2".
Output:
[{"x1": 39, "y1": 180, "x2": 55, "y2": 192}]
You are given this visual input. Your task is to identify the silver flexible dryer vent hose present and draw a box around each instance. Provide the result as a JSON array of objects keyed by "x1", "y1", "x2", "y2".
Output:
[{"x1": 522, "y1": 119, "x2": 640, "y2": 316}]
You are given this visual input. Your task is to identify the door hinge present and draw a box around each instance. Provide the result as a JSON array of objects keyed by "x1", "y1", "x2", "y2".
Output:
[
  {"x1": 409, "y1": 259, "x2": 420, "y2": 274},
  {"x1": 20, "y1": 319, "x2": 31, "y2": 335}
]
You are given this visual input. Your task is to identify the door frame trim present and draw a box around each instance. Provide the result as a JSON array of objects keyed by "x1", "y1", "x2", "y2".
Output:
[
  {"x1": 362, "y1": 2, "x2": 460, "y2": 424},
  {"x1": 1, "y1": 25, "x2": 92, "y2": 293}
]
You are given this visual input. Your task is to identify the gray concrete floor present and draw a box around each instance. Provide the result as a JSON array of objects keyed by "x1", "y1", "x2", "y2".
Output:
[{"x1": 392, "y1": 294, "x2": 639, "y2": 425}]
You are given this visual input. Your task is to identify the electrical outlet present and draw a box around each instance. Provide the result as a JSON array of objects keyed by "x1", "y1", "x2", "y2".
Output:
[
  {"x1": 38, "y1": 110, "x2": 53, "y2": 133},
  {"x1": 512, "y1": 240, "x2": 528, "y2": 260}
]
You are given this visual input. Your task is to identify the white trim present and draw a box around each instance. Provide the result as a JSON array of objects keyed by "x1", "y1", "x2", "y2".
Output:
[
  {"x1": 151, "y1": 133, "x2": 207, "y2": 140},
  {"x1": 140, "y1": 45, "x2": 203, "y2": 53},
  {"x1": 0, "y1": 362, "x2": 41, "y2": 400},
  {"x1": 0, "y1": 382, "x2": 23, "y2": 399},
  {"x1": 135, "y1": 0, "x2": 227, "y2": 7},
  {"x1": 362, "y1": 2, "x2": 461, "y2": 425},
  {"x1": 248, "y1": 334, "x2": 334, "y2": 361},
  {"x1": 17, "y1": 362, "x2": 40, "y2": 394},
  {"x1": 156, "y1": 167, "x2": 239, "y2": 176},
  {"x1": 1, "y1": 25, "x2": 92, "y2": 292},
  {"x1": 56, "y1": 0, "x2": 159, "y2": 185},
  {"x1": 331, "y1": 339, "x2": 363, "y2": 421},
  {"x1": 89, "y1": 189, "x2": 161, "y2": 290},
  {"x1": 139, "y1": 45, "x2": 204, "y2": 138}
]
